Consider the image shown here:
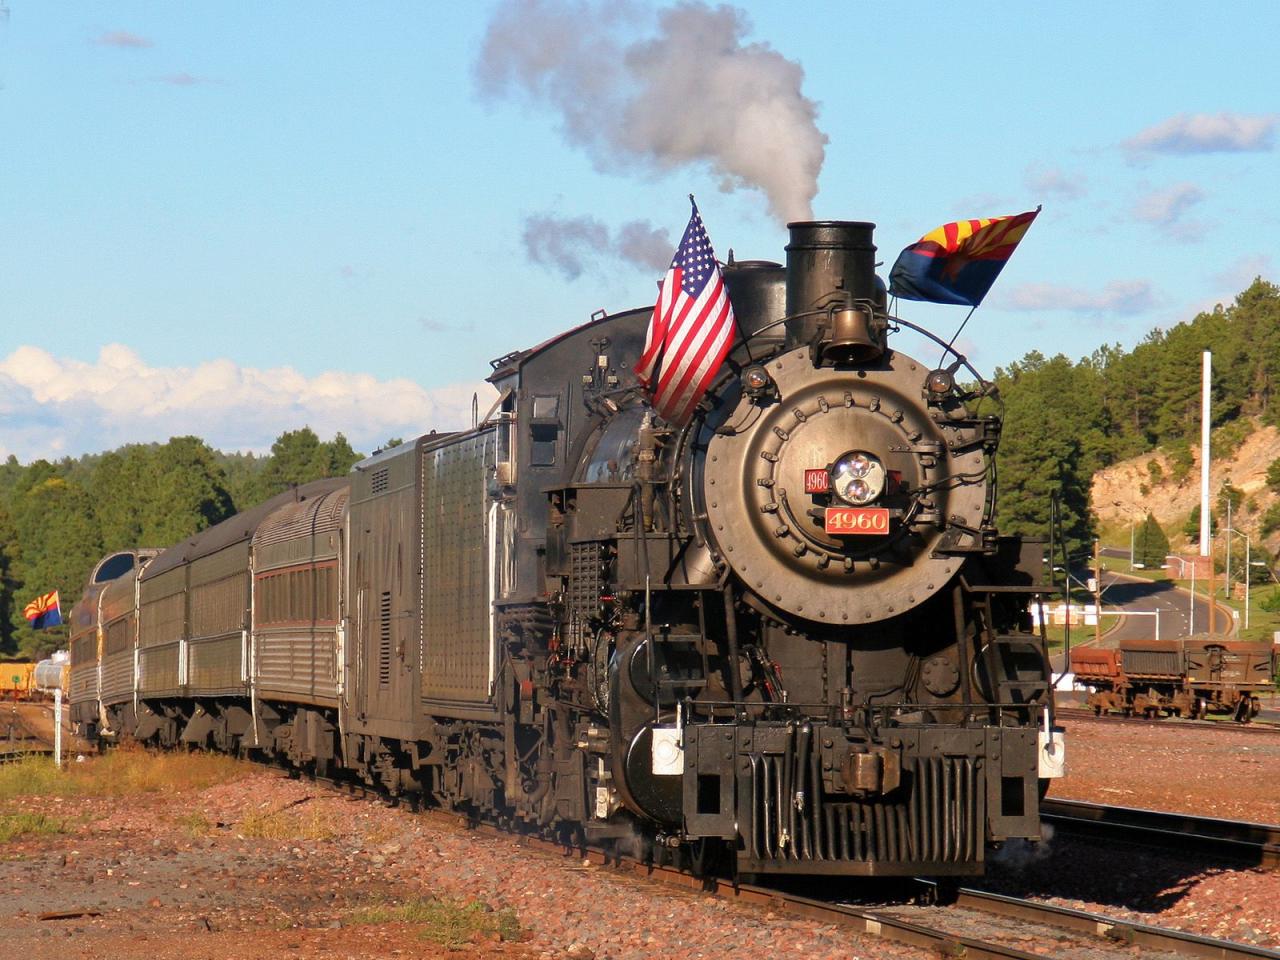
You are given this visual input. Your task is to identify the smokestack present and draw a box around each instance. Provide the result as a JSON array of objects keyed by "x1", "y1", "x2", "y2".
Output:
[
  {"x1": 1199, "y1": 350, "x2": 1211, "y2": 557},
  {"x1": 784, "y1": 221, "x2": 878, "y2": 353}
]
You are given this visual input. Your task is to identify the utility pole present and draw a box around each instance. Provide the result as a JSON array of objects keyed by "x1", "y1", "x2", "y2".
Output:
[
  {"x1": 1093, "y1": 538, "x2": 1102, "y2": 647},
  {"x1": 1226, "y1": 497, "x2": 1232, "y2": 599},
  {"x1": 1199, "y1": 351, "x2": 1212, "y2": 558}
]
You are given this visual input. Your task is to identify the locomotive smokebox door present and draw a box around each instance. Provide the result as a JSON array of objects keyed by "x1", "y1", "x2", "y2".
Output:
[{"x1": 682, "y1": 725, "x2": 738, "y2": 839}]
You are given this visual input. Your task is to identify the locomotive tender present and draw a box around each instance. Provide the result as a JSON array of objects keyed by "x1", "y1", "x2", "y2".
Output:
[{"x1": 70, "y1": 220, "x2": 1062, "y2": 878}]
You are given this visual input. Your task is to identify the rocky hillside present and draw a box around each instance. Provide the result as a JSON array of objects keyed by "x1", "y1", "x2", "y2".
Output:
[{"x1": 1092, "y1": 417, "x2": 1280, "y2": 552}]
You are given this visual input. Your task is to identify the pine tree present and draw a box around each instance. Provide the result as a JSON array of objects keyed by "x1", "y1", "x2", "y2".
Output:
[
  {"x1": 1134, "y1": 514, "x2": 1170, "y2": 568},
  {"x1": 8, "y1": 476, "x2": 103, "y2": 658}
]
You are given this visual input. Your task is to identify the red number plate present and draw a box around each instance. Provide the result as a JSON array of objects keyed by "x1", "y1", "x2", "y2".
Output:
[
  {"x1": 804, "y1": 469, "x2": 830, "y2": 494},
  {"x1": 824, "y1": 507, "x2": 890, "y2": 535}
]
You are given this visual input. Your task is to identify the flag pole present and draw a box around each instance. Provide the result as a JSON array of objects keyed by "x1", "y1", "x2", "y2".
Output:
[
  {"x1": 940, "y1": 305, "x2": 978, "y2": 366},
  {"x1": 690, "y1": 194, "x2": 755, "y2": 365}
]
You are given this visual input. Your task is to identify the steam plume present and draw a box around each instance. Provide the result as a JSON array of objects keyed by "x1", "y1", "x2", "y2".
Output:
[
  {"x1": 523, "y1": 213, "x2": 672, "y2": 280},
  {"x1": 477, "y1": 0, "x2": 826, "y2": 222}
]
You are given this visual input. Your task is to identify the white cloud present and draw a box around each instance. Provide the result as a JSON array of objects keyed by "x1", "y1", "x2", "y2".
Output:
[
  {"x1": 1130, "y1": 182, "x2": 1208, "y2": 241},
  {"x1": 0, "y1": 345, "x2": 491, "y2": 462},
  {"x1": 1131, "y1": 182, "x2": 1204, "y2": 225},
  {"x1": 1213, "y1": 254, "x2": 1273, "y2": 292},
  {"x1": 94, "y1": 30, "x2": 154, "y2": 49},
  {"x1": 1125, "y1": 112, "x2": 1278, "y2": 154},
  {"x1": 1000, "y1": 280, "x2": 1155, "y2": 316},
  {"x1": 1024, "y1": 163, "x2": 1085, "y2": 199}
]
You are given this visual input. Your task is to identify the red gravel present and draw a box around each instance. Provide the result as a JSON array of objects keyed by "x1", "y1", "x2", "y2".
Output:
[
  {"x1": 1049, "y1": 712, "x2": 1280, "y2": 823},
  {"x1": 977, "y1": 711, "x2": 1280, "y2": 948},
  {"x1": 4, "y1": 714, "x2": 1278, "y2": 957},
  {"x1": 0, "y1": 764, "x2": 929, "y2": 960}
]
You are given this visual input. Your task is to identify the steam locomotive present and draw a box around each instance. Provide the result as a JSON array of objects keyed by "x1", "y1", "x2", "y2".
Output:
[{"x1": 69, "y1": 220, "x2": 1063, "y2": 879}]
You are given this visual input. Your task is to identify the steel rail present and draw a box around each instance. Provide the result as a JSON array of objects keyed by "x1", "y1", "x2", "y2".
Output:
[
  {"x1": 1057, "y1": 706, "x2": 1280, "y2": 734},
  {"x1": 1043, "y1": 797, "x2": 1280, "y2": 870},
  {"x1": 949, "y1": 887, "x2": 1280, "y2": 959}
]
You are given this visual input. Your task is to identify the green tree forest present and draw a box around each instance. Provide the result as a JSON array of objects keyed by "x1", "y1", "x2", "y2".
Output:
[
  {"x1": 2, "y1": 279, "x2": 1276, "y2": 659},
  {"x1": 0, "y1": 428, "x2": 361, "y2": 658},
  {"x1": 993, "y1": 278, "x2": 1280, "y2": 561}
]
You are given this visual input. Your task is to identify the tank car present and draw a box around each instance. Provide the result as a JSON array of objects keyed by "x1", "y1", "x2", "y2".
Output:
[{"x1": 70, "y1": 218, "x2": 1063, "y2": 881}]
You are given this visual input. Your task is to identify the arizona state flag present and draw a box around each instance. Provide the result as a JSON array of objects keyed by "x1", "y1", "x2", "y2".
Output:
[
  {"x1": 889, "y1": 208, "x2": 1039, "y2": 306},
  {"x1": 23, "y1": 590, "x2": 62, "y2": 630}
]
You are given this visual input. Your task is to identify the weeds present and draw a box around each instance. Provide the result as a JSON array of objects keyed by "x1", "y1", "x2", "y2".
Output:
[
  {"x1": 0, "y1": 744, "x2": 247, "y2": 801},
  {"x1": 350, "y1": 897, "x2": 521, "y2": 947},
  {"x1": 238, "y1": 804, "x2": 335, "y2": 841},
  {"x1": 0, "y1": 811, "x2": 68, "y2": 843},
  {"x1": 172, "y1": 811, "x2": 214, "y2": 836}
]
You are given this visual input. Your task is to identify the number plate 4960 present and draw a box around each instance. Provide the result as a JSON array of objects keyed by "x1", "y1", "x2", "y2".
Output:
[{"x1": 824, "y1": 507, "x2": 889, "y2": 535}]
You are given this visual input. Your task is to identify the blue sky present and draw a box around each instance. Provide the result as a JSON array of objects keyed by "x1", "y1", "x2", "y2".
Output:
[{"x1": 1, "y1": 1, "x2": 1277, "y2": 460}]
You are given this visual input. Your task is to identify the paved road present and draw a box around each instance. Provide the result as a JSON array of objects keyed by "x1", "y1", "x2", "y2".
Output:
[
  {"x1": 1051, "y1": 570, "x2": 1234, "y2": 676},
  {"x1": 1099, "y1": 570, "x2": 1233, "y2": 642}
]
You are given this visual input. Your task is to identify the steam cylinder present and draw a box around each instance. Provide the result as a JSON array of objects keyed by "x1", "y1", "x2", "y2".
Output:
[{"x1": 784, "y1": 221, "x2": 877, "y2": 349}]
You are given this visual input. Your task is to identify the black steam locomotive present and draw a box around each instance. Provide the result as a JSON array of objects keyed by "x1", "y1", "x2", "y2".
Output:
[{"x1": 69, "y1": 220, "x2": 1062, "y2": 879}]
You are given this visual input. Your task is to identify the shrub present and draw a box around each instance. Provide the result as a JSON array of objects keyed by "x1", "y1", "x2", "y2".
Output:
[
  {"x1": 0, "y1": 744, "x2": 247, "y2": 801},
  {"x1": 0, "y1": 811, "x2": 67, "y2": 843}
]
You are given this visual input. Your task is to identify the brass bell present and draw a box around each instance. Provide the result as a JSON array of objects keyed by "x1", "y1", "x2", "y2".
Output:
[{"x1": 821, "y1": 307, "x2": 884, "y2": 364}]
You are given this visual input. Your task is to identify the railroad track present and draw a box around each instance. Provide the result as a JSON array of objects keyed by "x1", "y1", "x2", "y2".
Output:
[
  {"x1": 0, "y1": 704, "x2": 55, "y2": 762},
  {"x1": 300, "y1": 768, "x2": 1277, "y2": 958},
  {"x1": 1057, "y1": 705, "x2": 1280, "y2": 735},
  {"x1": 1043, "y1": 797, "x2": 1280, "y2": 871}
]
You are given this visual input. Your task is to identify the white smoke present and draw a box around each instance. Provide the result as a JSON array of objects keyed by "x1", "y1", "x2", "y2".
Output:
[
  {"x1": 477, "y1": 0, "x2": 826, "y2": 223},
  {"x1": 989, "y1": 823, "x2": 1055, "y2": 869},
  {"x1": 522, "y1": 213, "x2": 672, "y2": 279}
]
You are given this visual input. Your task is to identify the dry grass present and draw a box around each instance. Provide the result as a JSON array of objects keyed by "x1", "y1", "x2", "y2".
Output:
[
  {"x1": 0, "y1": 743, "x2": 248, "y2": 801},
  {"x1": 238, "y1": 803, "x2": 336, "y2": 841},
  {"x1": 172, "y1": 811, "x2": 215, "y2": 836},
  {"x1": 350, "y1": 897, "x2": 521, "y2": 947},
  {"x1": 0, "y1": 811, "x2": 68, "y2": 843}
]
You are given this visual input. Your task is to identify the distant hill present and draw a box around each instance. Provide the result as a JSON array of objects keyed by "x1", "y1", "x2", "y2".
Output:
[
  {"x1": 1093, "y1": 418, "x2": 1280, "y2": 555},
  {"x1": 994, "y1": 278, "x2": 1280, "y2": 563}
]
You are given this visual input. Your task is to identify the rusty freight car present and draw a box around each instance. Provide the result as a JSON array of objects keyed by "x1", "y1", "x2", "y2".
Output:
[{"x1": 1070, "y1": 637, "x2": 1275, "y2": 720}]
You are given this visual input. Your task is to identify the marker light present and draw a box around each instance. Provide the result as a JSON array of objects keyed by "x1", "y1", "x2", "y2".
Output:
[
  {"x1": 926, "y1": 369, "x2": 955, "y2": 395},
  {"x1": 742, "y1": 365, "x2": 772, "y2": 397}
]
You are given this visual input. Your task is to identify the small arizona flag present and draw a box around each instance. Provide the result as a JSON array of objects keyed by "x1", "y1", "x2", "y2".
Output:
[{"x1": 24, "y1": 590, "x2": 62, "y2": 630}]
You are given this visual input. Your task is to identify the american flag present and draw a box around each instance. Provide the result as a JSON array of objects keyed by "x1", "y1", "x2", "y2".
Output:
[{"x1": 634, "y1": 199, "x2": 735, "y2": 424}]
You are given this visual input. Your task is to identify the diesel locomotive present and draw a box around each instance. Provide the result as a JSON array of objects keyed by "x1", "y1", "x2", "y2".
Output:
[{"x1": 69, "y1": 220, "x2": 1063, "y2": 879}]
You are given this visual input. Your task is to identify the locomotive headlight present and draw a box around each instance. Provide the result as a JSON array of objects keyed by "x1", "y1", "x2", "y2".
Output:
[{"x1": 831, "y1": 450, "x2": 887, "y2": 505}]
